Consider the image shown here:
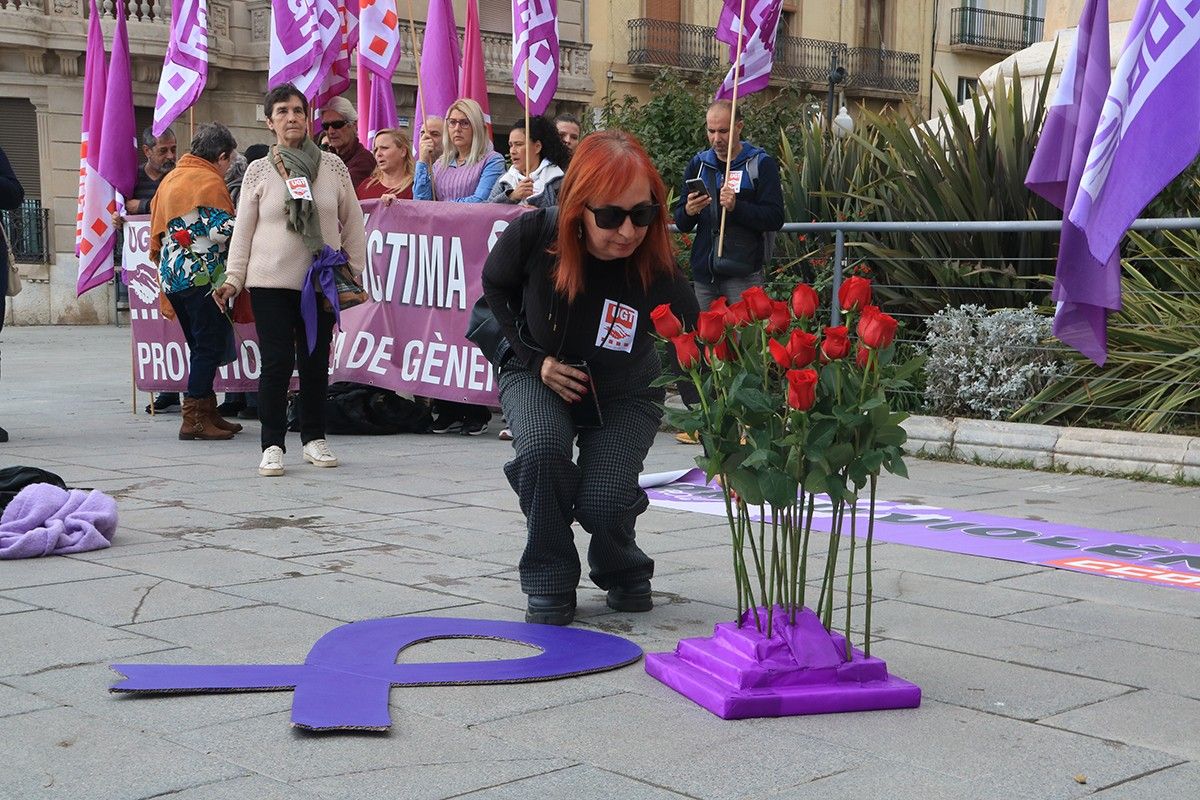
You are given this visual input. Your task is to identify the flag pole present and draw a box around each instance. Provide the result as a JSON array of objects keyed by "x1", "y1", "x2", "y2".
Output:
[
  {"x1": 406, "y1": 0, "x2": 435, "y2": 200},
  {"x1": 716, "y1": 0, "x2": 749, "y2": 259},
  {"x1": 523, "y1": 55, "x2": 531, "y2": 176}
]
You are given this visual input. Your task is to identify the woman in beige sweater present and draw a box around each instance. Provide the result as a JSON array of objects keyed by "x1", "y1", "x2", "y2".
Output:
[{"x1": 216, "y1": 84, "x2": 366, "y2": 477}]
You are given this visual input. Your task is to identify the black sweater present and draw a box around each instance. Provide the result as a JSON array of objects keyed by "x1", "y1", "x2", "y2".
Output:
[{"x1": 481, "y1": 208, "x2": 699, "y2": 388}]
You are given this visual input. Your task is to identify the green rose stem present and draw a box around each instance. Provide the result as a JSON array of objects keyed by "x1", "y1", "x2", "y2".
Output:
[
  {"x1": 797, "y1": 492, "x2": 816, "y2": 623},
  {"x1": 845, "y1": 498, "x2": 858, "y2": 661},
  {"x1": 866, "y1": 474, "x2": 878, "y2": 657}
]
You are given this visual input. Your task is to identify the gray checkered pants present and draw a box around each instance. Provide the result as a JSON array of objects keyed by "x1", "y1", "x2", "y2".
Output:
[{"x1": 498, "y1": 363, "x2": 662, "y2": 596}]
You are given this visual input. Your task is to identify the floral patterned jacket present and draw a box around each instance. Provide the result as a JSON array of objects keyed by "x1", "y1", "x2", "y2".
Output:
[{"x1": 158, "y1": 206, "x2": 235, "y2": 294}]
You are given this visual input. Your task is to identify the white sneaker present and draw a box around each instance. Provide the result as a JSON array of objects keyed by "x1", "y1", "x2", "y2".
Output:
[
  {"x1": 302, "y1": 438, "x2": 339, "y2": 468},
  {"x1": 258, "y1": 445, "x2": 284, "y2": 477}
]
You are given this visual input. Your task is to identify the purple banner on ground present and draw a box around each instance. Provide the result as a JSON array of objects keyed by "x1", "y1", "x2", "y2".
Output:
[
  {"x1": 641, "y1": 469, "x2": 1200, "y2": 592},
  {"x1": 124, "y1": 201, "x2": 529, "y2": 401}
]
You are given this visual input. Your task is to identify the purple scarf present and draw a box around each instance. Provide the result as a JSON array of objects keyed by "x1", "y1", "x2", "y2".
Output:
[
  {"x1": 0, "y1": 484, "x2": 117, "y2": 559},
  {"x1": 301, "y1": 245, "x2": 347, "y2": 354}
]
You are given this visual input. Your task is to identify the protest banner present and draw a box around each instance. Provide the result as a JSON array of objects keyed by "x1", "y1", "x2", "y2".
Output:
[{"x1": 124, "y1": 201, "x2": 530, "y2": 403}]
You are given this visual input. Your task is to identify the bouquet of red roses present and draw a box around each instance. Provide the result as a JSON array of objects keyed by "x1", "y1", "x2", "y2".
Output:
[{"x1": 651, "y1": 278, "x2": 921, "y2": 655}]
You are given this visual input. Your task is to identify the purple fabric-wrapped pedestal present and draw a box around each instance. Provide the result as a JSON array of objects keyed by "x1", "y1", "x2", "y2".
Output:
[{"x1": 645, "y1": 607, "x2": 920, "y2": 719}]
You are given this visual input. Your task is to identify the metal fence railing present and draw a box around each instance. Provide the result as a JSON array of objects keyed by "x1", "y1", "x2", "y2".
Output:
[
  {"x1": 950, "y1": 6, "x2": 1044, "y2": 53},
  {"x1": 626, "y1": 18, "x2": 921, "y2": 96},
  {"x1": 694, "y1": 218, "x2": 1200, "y2": 433},
  {"x1": 0, "y1": 199, "x2": 50, "y2": 264}
]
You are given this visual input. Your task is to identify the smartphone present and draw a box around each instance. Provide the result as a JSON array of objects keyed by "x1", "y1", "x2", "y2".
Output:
[
  {"x1": 561, "y1": 359, "x2": 603, "y2": 430},
  {"x1": 684, "y1": 177, "x2": 710, "y2": 198}
]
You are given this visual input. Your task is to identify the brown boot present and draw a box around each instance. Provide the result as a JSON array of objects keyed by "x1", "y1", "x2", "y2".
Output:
[
  {"x1": 200, "y1": 395, "x2": 243, "y2": 434},
  {"x1": 178, "y1": 397, "x2": 235, "y2": 441}
]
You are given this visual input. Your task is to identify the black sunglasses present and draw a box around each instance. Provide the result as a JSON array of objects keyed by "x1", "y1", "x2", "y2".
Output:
[
  {"x1": 587, "y1": 203, "x2": 660, "y2": 229},
  {"x1": 323, "y1": 120, "x2": 350, "y2": 131}
]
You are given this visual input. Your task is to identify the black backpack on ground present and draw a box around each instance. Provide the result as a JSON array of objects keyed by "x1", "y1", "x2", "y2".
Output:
[
  {"x1": 0, "y1": 466, "x2": 68, "y2": 512},
  {"x1": 286, "y1": 382, "x2": 433, "y2": 435}
]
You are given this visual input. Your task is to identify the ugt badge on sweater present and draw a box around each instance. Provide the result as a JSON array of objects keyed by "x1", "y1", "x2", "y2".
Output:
[
  {"x1": 596, "y1": 299, "x2": 638, "y2": 353},
  {"x1": 286, "y1": 176, "x2": 313, "y2": 201}
]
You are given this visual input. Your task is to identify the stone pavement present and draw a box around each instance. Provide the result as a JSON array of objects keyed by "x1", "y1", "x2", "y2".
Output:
[{"x1": 0, "y1": 325, "x2": 1197, "y2": 800}]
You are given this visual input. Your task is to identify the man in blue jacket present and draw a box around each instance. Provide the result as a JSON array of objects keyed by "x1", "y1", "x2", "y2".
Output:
[{"x1": 673, "y1": 99, "x2": 785, "y2": 311}]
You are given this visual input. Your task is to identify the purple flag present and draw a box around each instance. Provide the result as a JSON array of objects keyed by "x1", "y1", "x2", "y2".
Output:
[
  {"x1": 714, "y1": 0, "x2": 783, "y2": 100},
  {"x1": 1024, "y1": 0, "x2": 1114, "y2": 365},
  {"x1": 1071, "y1": 2, "x2": 1200, "y2": 266},
  {"x1": 99, "y1": 3, "x2": 138, "y2": 200},
  {"x1": 313, "y1": 0, "x2": 360, "y2": 110},
  {"x1": 413, "y1": 0, "x2": 460, "y2": 151},
  {"x1": 269, "y1": 0, "x2": 320, "y2": 86},
  {"x1": 75, "y1": 0, "x2": 107, "y2": 260},
  {"x1": 511, "y1": 0, "x2": 558, "y2": 116},
  {"x1": 153, "y1": 0, "x2": 209, "y2": 137},
  {"x1": 364, "y1": 70, "x2": 398, "y2": 143}
]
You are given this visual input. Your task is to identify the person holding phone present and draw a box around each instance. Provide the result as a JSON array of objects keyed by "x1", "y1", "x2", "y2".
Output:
[{"x1": 481, "y1": 130, "x2": 699, "y2": 626}]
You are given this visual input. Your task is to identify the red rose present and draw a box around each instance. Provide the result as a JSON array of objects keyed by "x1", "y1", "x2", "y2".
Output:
[
  {"x1": 838, "y1": 276, "x2": 872, "y2": 312},
  {"x1": 820, "y1": 325, "x2": 851, "y2": 361},
  {"x1": 650, "y1": 303, "x2": 683, "y2": 338},
  {"x1": 790, "y1": 283, "x2": 819, "y2": 318},
  {"x1": 787, "y1": 329, "x2": 817, "y2": 368},
  {"x1": 671, "y1": 333, "x2": 701, "y2": 369},
  {"x1": 858, "y1": 307, "x2": 898, "y2": 349},
  {"x1": 855, "y1": 344, "x2": 871, "y2": 369},
  {"x1": 171, "y1": 230, "x2": 194, "y2": 248},
  {"x1": 765, "y1": 300, "x2": 791, "y2": 335},
  {"x1": 707, "y1": 339, "x2": 735, "y2": 363},
  {"x1": 741, "y1": 286, "x2": 774, "y2": 321},
  {"x1": 768, "y1": 338, "x2": 791, "y2": 369},
  {"x1": 708, "y1": 296, "x2": 730, "y2": 314},
  {"x1": 725, "y1": 301, "x2": 752, "y2": 327},
  {"x1": 695, "y1": 309, "x2": 726, "y2": 344},
  {"x1": 681, "y1": 233, "x2": 692, "y2": 247},
  {"x1": 786, "y1": 369, "x2": 819, "y2": 411}
]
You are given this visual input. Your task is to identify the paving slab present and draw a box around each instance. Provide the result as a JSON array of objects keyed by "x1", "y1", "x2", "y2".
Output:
[
  {"x1": 100, "y1": 545, "x2": 327, "y2": 587},
  {"x1": 295, "y1": 758, "x2": 577, "y2": 800},
  {"x1": 0, "y1": 681, "x2": 58, "y2": 718},
  {"x1": 1005, "y1": 600, "x2": 1200, "y2": 654},
  {"x1": 453, "y1": 764, "x2": 695, "y2": 799},
  {"x1": 217, "y1": 571, "x2": 476, "y2": 621},
  {"x1": 0, "y1": 608, "x2": 171, "y2": 678},
  {"x1": 0, "y1": 706, "x2": 246, "y2": 799},
  {"x1": 1090, "y1": 761, "x2": 1200, "y2": 798},
  {"x1": 1040, "y1": 689, "x2": 1200, "y2": 760},
  {"x1": 120, "y1": 604, "x2": 348, "y2": 662}
]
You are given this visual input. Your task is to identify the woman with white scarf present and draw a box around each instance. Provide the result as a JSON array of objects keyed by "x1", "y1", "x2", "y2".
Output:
[{"x1": 488, "y1": 116, "x2": 570, "y2": 209}]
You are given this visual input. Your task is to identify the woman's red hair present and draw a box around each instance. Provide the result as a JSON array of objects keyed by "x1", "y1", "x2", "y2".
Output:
[{"x1": 552, "y1": 130, "x2": 674, "y2": 302}]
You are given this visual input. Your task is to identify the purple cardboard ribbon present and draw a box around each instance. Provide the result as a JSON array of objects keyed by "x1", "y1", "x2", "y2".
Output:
[
  {"x1": 300, "y1": 245, "x2": 346, "y2": 354},
  {"x1": 111, "y1": 617, "x2": 643, "y2": 731}
]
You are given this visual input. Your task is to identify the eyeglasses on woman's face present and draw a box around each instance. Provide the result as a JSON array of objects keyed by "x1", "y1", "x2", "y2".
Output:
[
  {"x1": 446, "y1": 117, "x2": 472, "y2": 129},
  {"x1": 323, "y1": 119, "x2": 350, "y2": 131},
  {"x1": 587, "y1": 203, "x2": 660, "y2": 230}
]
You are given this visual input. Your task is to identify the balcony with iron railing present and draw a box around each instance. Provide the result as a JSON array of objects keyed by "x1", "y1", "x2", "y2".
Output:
[
  {"x1": 627, "y1": 18, "x2": 919, "y2": 97},
  {"x1": 949, "y1": 6, "x2": 1043, "y2": 54}
]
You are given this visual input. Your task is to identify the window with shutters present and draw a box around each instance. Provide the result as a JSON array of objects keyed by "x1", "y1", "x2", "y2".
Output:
[
  {"x1": 479, "y1": 0, "x2": 510, "y2": 33},
  {"x1": 0, "y1": 98, "x2": 41, "y2": 200}
]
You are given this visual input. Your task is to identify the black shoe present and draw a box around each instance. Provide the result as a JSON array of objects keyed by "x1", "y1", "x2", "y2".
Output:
[
  {"x1": 606, "y1": 580, "x2": 653, "y2": 612},
  {"x1": 144, "y1": 393, "x2": 180, "y2": 414},
  {"x1": 525, "y1": 593, "x2": 577, "y2": 626},
  {"x1": 0, "y1": 426, "x2": 8, "y2": 443},
  {"x1": 237, "y1": 406, "x2": 259, "y2": 420},
  {"x1": 216, "y1": 399, "x2": 246, "y2": 416},
  {"x1": 461, "y1": 418, "x2": 488, "y2": 436},
  {"x1": 431, "y1": 414, "x2": 463, "y2": 434}
]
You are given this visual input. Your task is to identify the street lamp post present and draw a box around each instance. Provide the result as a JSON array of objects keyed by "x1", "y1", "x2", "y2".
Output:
[{"x1": 826, "y1": 52, "x2": 847, "y2": 136}]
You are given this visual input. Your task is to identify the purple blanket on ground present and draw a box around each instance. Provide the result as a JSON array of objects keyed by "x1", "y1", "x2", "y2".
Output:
[{"x1": 0, "y1": 483, "x2": 117, "y2": 559}]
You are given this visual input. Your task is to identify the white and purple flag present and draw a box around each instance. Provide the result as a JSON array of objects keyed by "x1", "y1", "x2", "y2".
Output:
[
  {"x1": 269, "y1": 0, "x2": 341, "y2": 100},
  {"x1": 153, "y1": 0, "x2": 208, "y2": 137},
  {"x1": 359, "y1": 0, "x2": 401, "y2": 77},
  {"x1": 511, "y1": 0, "x2": 558, "y2": 116},
  {"x1": 75, "y1": 0, "x2": 108, "y2": 264},
  {"x1": 313, "y1": 0, "x2": 360, "y2": 110},
  {"x1": 714, "y1": 0, "x2": 783, "y2": 100},
  {"x1": 413, "y1": 0, "x2": 460, "y2": 150},
  {"x1": 268, "y1": 0, "x2": 321, "y2": 87},
  {"x1": 1027, "y1": 0, "x2": 1200, "y2": 365}
]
